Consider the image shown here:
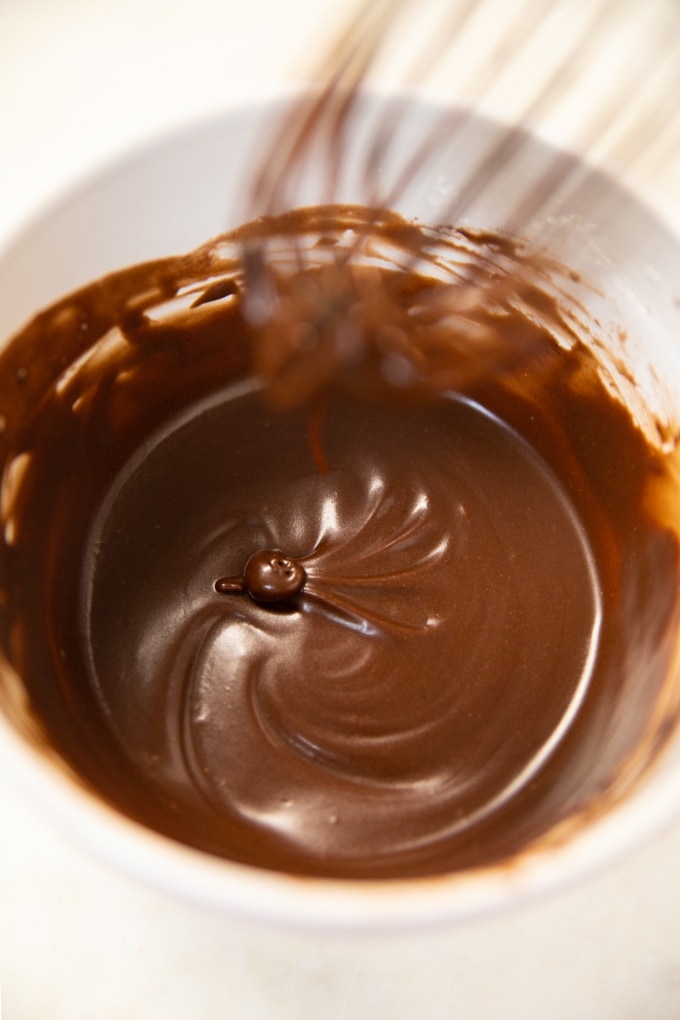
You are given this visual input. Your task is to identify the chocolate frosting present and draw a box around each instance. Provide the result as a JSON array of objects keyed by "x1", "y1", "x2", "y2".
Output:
[{"x1": 0, "y1": 206, "x2": 679, "y2": 879}]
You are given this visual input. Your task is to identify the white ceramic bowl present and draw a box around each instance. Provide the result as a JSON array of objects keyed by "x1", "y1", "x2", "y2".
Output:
[{"x1": 1, "y1": 96, "x2": 680, "y2": 931}]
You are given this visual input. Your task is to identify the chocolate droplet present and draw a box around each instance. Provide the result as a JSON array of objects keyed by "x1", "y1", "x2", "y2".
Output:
[{"x1": 242, "y1": 549, "x2": 307, "y2": 603}]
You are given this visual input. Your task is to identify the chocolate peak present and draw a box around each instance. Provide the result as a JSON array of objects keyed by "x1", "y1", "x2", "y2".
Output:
[{"x1": 216, "y1": 549, "x2": 308, "y2": 603}]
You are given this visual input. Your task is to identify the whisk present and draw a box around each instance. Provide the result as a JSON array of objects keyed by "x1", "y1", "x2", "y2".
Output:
[
  {"x1": 249, "y1": 0, "x2": 680, "y2": 217},
  {"x1": 236, "y1": 0, "x2": 680, "y2": 408}
]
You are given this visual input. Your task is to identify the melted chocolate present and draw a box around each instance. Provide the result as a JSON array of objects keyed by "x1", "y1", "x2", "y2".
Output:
[{"x1": 0, "y1": 206, "x2": 679, "y2": 879}]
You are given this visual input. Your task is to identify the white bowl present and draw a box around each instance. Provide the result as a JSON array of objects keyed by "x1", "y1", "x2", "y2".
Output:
[{"x1": 1, "y1": 95, "x2": 680, "y2": 931}]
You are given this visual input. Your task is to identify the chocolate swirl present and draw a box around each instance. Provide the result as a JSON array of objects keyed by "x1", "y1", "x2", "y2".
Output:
[
  {"x1": 80, "y1": 383, "x2": 600, "y2": 876},
  {"x1": 1, "y1": 207, "x2": 679, "y2": 878}
]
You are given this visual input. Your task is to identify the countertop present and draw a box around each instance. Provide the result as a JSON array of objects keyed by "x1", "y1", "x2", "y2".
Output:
[{"x1": 2, "y1": 1, "x2": 680, "y2": 1017}]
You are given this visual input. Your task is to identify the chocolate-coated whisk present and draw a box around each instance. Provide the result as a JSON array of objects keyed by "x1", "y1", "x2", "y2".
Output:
[{"x1": 239, "y1": 0, "x2": 680, "y2": 406}]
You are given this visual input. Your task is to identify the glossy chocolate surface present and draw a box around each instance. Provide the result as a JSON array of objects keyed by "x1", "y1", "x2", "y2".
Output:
[{"x1": 0, "y1": 206, "x2": 678, "y2": 878}]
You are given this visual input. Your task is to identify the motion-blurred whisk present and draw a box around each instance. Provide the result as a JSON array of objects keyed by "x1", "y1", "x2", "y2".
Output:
[{"x1": 237, "y1": 0, "x2": 680, "y2": 406}]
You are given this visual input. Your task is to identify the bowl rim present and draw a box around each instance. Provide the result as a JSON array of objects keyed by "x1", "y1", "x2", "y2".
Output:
[{"x1": 2, "y1": 699, "x2": 680, "y2": 933}]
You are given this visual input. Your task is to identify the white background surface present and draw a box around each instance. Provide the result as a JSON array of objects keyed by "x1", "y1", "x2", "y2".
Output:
[{"x1": 2, "y1": 1, "x2": 680, "y2": 1017}]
